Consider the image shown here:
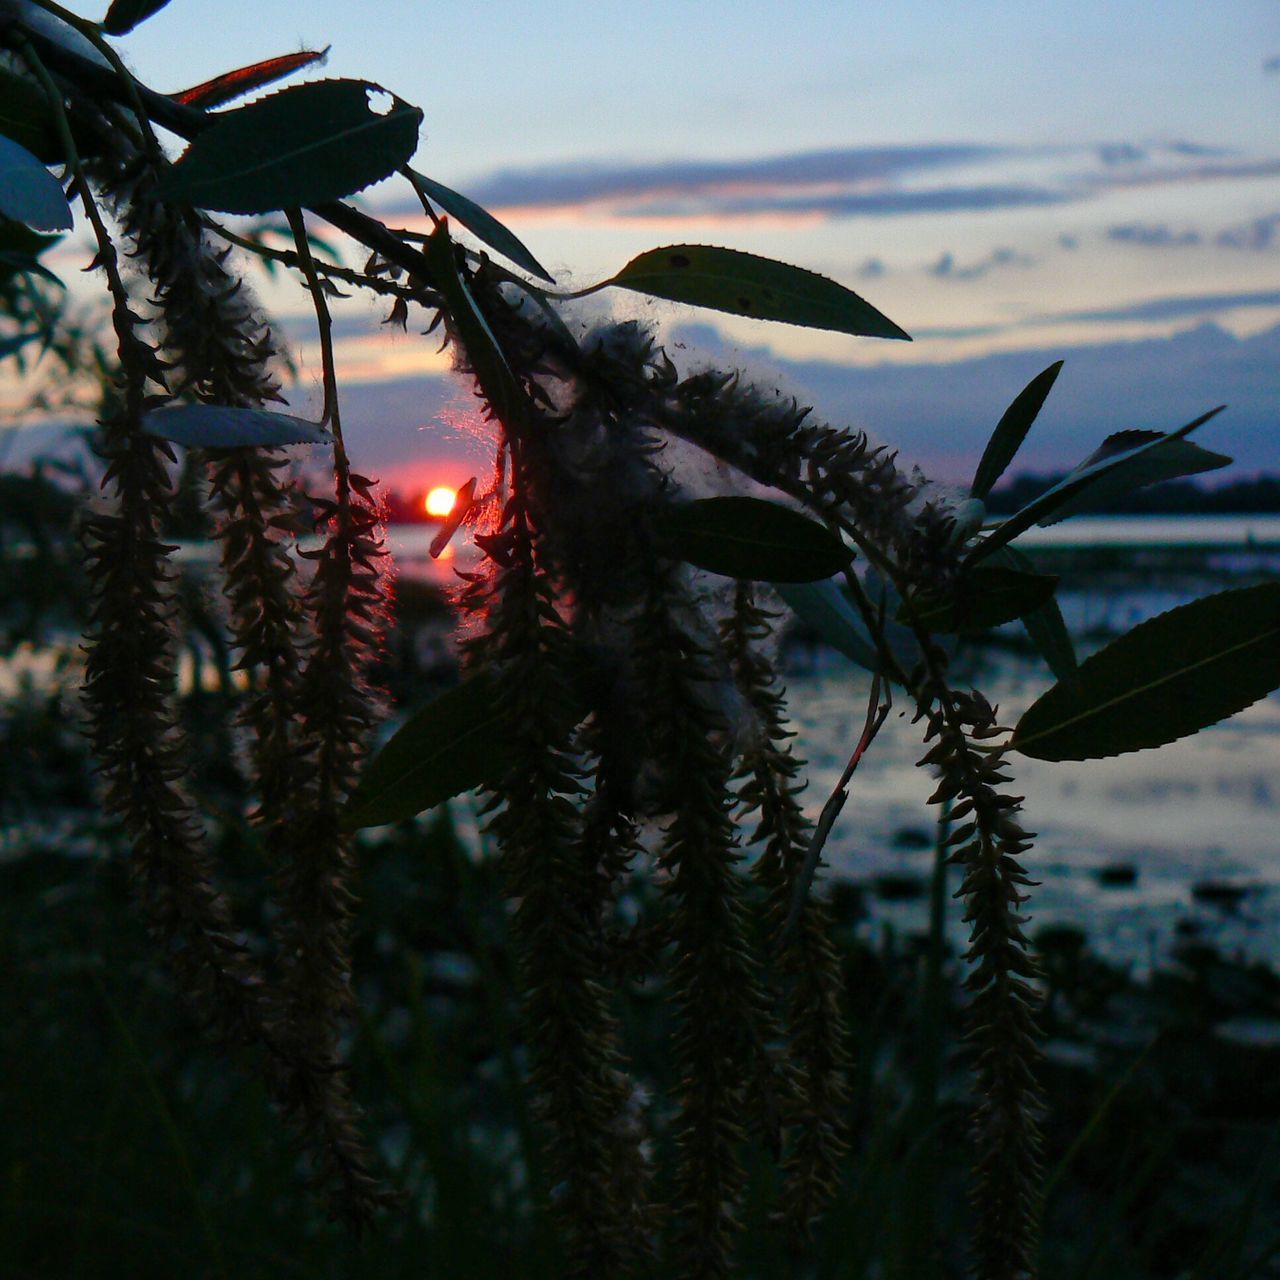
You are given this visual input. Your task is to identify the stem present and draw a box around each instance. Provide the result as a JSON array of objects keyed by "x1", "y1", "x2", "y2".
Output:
[{"x1": 285, "y1": 208, "x2": 347, "y2": 478}]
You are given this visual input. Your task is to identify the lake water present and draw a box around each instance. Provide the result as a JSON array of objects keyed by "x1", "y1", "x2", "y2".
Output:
[
  {"x1": 383, "y1": 515, "x2": 1280, "y2": 974},
  {"x1": 785, "y1": 650, "x2": 1280, "y2": 977},
  {"x1": 9, "y1": 515, "x2": 1280, "y2": 973}
]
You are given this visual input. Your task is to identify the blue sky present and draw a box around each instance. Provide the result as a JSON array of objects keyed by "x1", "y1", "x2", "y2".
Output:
[{"x1": 8, "y1": 0, "x2": 1280, "y2": 488}]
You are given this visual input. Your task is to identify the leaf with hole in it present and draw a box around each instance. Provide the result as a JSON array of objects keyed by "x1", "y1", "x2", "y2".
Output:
[
  {"x1": 602, "y1": 244, "x2": 910, "y2": 340},
  {"x1": 343, "y1": 675, "x2": 508, "y2": 828},
  {"x1": 425, "y1": 218, "x2": 533, "y2": 429},
  {"x1": 968, "y1": 406, "x2": 1225, "y2": 564},
  {"x1": 103, "y1": 0, "x2": 174, "y2": 35},
  {"x1": 898, "y1": 564, "x2": 1059, "y2": 633},
  {"x1": 409, "y1": 168, "x2": 553, "y2": 283},
  {"x1": 1036, "y1": 430, "x2": 1232, "y2": 526},
  {"x1": 172, "y1": 49, "x2": 330, "y2": 111},
  {"x1": 0, "y1": 135, "x2": 71, "y2": 232},
  {"x1": 1012, "y1": 583, "x2": 1280, "y2": 761},
  {"x1": 987, "y1": 545, "x2": 1079, "y2": 688},
  {"x1": 155, "y1": 79, "x2": 422, "y2": 214},
  {"x1": 971, "y1": 361, "x2": 1063, "y2": 500},
  {"x1": 0, "y1": 68, "x2": 61, "y2": 163},
  {"x1": 142, "y1": 404, "x2": 328, "y2": 448},
  {"x1": 657, "y1": 496, "x2": 852, "y2": 582}
]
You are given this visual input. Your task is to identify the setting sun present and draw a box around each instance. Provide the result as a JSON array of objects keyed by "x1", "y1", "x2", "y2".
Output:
[{"x1": 423, "y1": 486, "x2": 457, "y2": 518}]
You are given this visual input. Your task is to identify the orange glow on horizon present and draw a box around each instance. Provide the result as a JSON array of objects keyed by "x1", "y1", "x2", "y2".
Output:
[{"x1": 424, "y1": 485, "x2": 457, "y2": 518}]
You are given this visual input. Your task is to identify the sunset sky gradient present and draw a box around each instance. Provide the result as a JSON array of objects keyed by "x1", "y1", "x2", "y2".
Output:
[{"x1": 9, "y1": 1, "x2": 1280, "y2": 488}]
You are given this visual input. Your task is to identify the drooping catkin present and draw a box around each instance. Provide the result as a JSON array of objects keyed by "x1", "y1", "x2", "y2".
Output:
[
  {"x1": 82, "y1": 390, "x2": 268, "y2": 1051},
  {"x1": 921, "y1": 687, "x2": 1043, "y2": 1280},
  {"x1": 460, "y1": 472, "x2": 652, "y2": 1278},
  {"x1": 722, "y1": 583, "x2": 851, "y2": 1238},
  {"x1": 266, "y1": 475, "x2": 394, "y2": 1228},
  {"x1": 75, "y1": 106, "x2": 393, "y2": 1225},
  {"x1": 628, "y1": 565, "x2": 783, "y2": 1280}
]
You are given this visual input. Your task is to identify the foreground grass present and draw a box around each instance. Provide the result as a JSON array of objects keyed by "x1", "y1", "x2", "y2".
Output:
[{"x1": 4, "y1": 798, "x2": 1279, "y2": 1279}]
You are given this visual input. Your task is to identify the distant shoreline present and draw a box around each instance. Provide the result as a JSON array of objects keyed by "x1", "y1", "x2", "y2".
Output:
[{"x1": 983, "y1": 472, "x2": 1280, "y2": 516}]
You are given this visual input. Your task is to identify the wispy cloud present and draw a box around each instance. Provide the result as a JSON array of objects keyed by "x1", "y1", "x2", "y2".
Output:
[
  {"x1": 1216, "y1": 212, "x2": 1280, "y2": 250},
  {"x1": 927, "y1": 246, "x2": 1038, "y2": 280},
  {"x1": 615, "y1": 186, "x2": 1065, "y2": 220},
  {"x1": 1107, "y1": 223, "x2": 1202, "y2": 248},
  {"x1": 1045, "y1": 290, "x2": 1280, "y2": 326},
  {"x1": 457, "y1": 145, "x2": 999, "y2": 211},
  {"x1": 384, "y1": 139, "x2": 1280, "y2": 228}
]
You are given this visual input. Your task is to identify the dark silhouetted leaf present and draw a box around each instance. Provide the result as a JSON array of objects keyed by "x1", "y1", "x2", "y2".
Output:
[
  {"x1": 1036, "y1": 431, "x2": 1231, "y2": 526},
  {"x1": 0, "y1": 221, "x2": 61, "y2": 285},
  {"x1": 0, "y1": 331, "x2": 40, "y2": 361},
  {"x1": 409, "y1": 168, "x2": 553, "y2": 283},
  {"x1": 172, "y1": 49, "x2": 329, "y2": 111},
  {"x1": 1012, "y1": 583, "x2": 1280, "y2": 761},
  {"x1": 988, "y1": 545, "x2": 1078, "y2": 688},
  {"x1": 602, "y1": 244, "x2": 911, "y2": 339},
  {"x1": 657, "y1": 496, "x2": 852, "y2": 582},
  {"x1": 897, "y1": 564, "x2": 1058, "y2": 633},
  {"x1": 103, "y1": 0, "x2": 174, "y2": 35},
  {"x1": 156, "y1": 79, "x2": 422, "y2": 214},
  {"x1": 776, "y1": 579, "x2": 880, "y2": 672},
  {"x1": 430, "y1": 476, "x2": 476, "y2": 559},
  {"x1": 0, "y1": 67, "x2": 60, "y2": 163},
  {"x1": 343, "y1": 676, "x2": 508, "y2": 828},
  {"x1": 0, "y1": 250, "x2": 62, "y2": 286},
  {"x1": 968, "y1": 406, "x2": 1225, "y2": 564},
  {"x1": 0, "y1": 135, "x2": 71, "y2": 231},
  {"x1": 970, "y1": 361, "x2": 1062, "y2": 500},
  {"x1": 425, "y1": 219, "x2": 533, "y2": 429},
  {"x1": 142, "y1": 404, "x2": 328, "y2": 447}
]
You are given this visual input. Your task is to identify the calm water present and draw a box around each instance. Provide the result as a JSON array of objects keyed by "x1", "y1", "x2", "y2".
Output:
[
  {"x1": 784, "y1": 651, "x2": 1280, "y2": 976},
  {"x1": 10, "y1": 516, "x2": 1280, "y2": 972},
  {"x1": 379, "y1": 515, "x2": 1280, "y2": 973}
]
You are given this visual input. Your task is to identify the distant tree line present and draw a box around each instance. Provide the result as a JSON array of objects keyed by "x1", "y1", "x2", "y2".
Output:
[
  {"x1": 381, "y1": 489, "x2": 436, "y2": 524},
  {"x1": 382, "y1": 474, "x2": 1280, "y2": 524},
  {"x1": 986, "y1": 472, "x2": 1280, "y2": 516}
]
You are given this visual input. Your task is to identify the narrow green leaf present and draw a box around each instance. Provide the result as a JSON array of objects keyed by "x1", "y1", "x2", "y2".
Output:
[
  {"x1": 409, "y1": 168, "x2": 553, "y2": 283},
  {"x1": 0, "y1": 331, "x2": 41, "y2": 361},
  {"x1": 173, "y1": 49, "x2": 329, "y2": 110},
  {"x1": 0, "y1": 221, "x2": 60, "y2": 261},
  {"x1": 141, "y1": 404, "x2": 329, "y2": 448},
  {"x1": 988, "y1": 545, "x2": 1079, "y2": 687},
  {"x1": 775, "y1": 579, "x2": 880, "y2": 672},
  {"x1": 657, "y1": 496, "x2": 852, "y2": 582},
  {"x1": 424, "y1": 218, "x2": 533, "y2": 429},
  {"x1": 967, "y1": 406, "x2": 1225, "y2": 565},
  {"x1": 343, "y1": 676, "x2": 508, "y2": 828},
  {"x1": 897, "y1": 565, "x2": 1058, "y2": 633},
  {"x1": 0, "y1": 221, "x2": 63, "y2": 286},
  {"x1": 103, "y1": 0, "x2": 174, "y2": 35},
  {"x1": 155, "y1": 79, "x2": 422, "y2": 214},
  {"x1": 0, "y1": 135, "x2": 72, "y2": 232},
  {"x1": 0, "y1": 67, "x2": 61, "y2": 163},
  {"x1": 970, "y1": 361, "x2": 1063, "y2": 500},
  {"x1": 0, "y1": 250, "x2": 63, "y2": 286},
  {"x1": 602, "y1": 244, "x2": 911, "y2": 340},
  {"x1": 1037, "y1": 431, "x2": 1231, "y2": 526},
  {"x1": 1012, "y1": 583, "x2": 1280, "y2": 761}
]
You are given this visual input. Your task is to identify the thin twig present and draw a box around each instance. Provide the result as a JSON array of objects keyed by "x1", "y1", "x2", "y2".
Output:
[{"x1": 784, "y1": 669, "x2": 892, "y2": 937}]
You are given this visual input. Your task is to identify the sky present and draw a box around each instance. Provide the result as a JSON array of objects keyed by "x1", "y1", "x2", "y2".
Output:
[{"x1": 6, "y1": 0, "x2": 1280, "y2": 490}]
